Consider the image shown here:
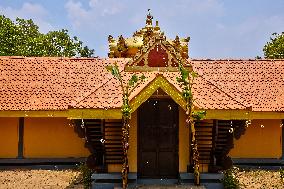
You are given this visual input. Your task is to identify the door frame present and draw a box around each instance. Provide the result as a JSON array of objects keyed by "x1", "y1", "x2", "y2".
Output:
[{"x1": 137, "y1": 98, "x2": 179, "y2": 178}]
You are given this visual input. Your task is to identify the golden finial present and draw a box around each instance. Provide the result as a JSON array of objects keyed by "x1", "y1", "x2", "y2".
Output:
[
  {"x1": 108, "y1": 35, "x2": 114, "y2": 42},
  {"x1": 146, "y1": 9, "x2": 153, "y2": 26},
  {"x1": 154, "y1": 20, "x2": 160, "y2": 31}
]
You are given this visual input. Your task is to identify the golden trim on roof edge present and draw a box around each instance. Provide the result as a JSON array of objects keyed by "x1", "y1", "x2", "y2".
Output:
[
  {"x1": 129, "y1": 75, "x2": 186, "y2": 112},
  {"x1": 1, "y1": 110, "x2": 284, "y2": 119}
]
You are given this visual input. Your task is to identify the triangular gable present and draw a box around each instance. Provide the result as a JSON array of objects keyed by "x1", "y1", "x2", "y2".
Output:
[
  {"x1": 125, "y1": 35, "x2": 190, "y2": 72},
  {"x1": 130, "y1": 74, "x2": 186, "y2": 112}
]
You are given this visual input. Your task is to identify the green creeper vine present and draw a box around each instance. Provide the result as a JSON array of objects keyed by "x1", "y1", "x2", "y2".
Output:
[
  {"x1": 106, "y1": 63, "x2": 145, "y2": 189},
  {"x1": 176, "y1": 63, "x2": 206, "y2": 185}
]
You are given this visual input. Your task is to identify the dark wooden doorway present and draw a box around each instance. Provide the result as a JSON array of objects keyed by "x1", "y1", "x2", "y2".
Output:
[{"x1": 138, "y1": 99, "x2": 179, "y2": 178}]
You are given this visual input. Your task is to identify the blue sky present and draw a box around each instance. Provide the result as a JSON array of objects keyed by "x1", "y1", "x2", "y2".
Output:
[{"x1": 1, "y1": 0, "x2": 284, "y2": 58}]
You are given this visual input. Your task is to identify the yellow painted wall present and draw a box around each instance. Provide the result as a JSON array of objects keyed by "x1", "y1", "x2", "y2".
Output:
[
  {"x1": 0, "y1": 117, "x2": 18, "y2": 158},
  {"x1": 129, "y1": 110, "x2": 137, "y2": 172},
  {"x1": 107, "y1": 164, "x2": 122, "y2": 172},
  {"x1": 229, "y1": 119, "x2": 282, "y2": 158},
  {"x1": 24, "y1": 117, "x2": 90, "y2": 158},
  {"x1": 179, "y1": 107, "x2": 190, "y2": 172}
]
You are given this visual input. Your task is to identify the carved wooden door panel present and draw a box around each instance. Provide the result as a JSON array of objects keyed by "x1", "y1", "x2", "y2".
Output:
[{"x1": 138, "y1": 99, "x2": 178, "y2": 178}]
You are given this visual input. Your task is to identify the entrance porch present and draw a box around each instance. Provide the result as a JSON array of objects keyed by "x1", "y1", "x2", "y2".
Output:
[{"x1": 73, "y1": 92, "x2": 246, "y2": 188}]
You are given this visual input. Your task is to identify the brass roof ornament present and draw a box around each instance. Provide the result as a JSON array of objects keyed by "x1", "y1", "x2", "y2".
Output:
[
  {"x1": 108, "y1": 11, "x2": 191, "y2": 71},
  {"x1": 117, "y1": 35, "x2": 127, "y2": 57},
  {"x1": 146, "y1": 9, "x2": 153, "y2": 26}
]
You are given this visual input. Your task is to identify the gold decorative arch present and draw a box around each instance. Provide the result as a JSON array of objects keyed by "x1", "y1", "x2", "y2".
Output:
[{"x1": 130, "y1": 75, "x2": 186, "y2": 112}]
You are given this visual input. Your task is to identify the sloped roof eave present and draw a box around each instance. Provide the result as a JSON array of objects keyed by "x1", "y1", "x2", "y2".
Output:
[{"x1": 1, "y1": 109, "x2": 284, "y2": 120}]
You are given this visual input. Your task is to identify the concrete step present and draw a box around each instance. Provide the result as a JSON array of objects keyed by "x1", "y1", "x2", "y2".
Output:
[
  {"x1": 179, "y1": 173, "x2": 224, "y2": 189},
  {"x1": 92, "y1": 173, "x2": 224, "y2": 189},
  {"x1": 179, "y1": 173, "x2": 224, "y2": 180}
]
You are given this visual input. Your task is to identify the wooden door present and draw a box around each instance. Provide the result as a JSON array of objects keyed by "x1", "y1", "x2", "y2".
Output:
[{"x1": 138, "y1": 99, "x2": 179, "y2": 178}]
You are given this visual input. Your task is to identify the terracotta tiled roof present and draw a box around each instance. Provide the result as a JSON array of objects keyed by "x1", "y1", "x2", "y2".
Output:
[
  {"x1": 0, "y1": 56, "x2": 125, "y2": 110},
  {"x1": 73, "y1": 70, "x2": 247, "y2": 110},
  {"x1": 0, "y1": 56, "x2": 283, "y2": 111},
  {"x1": 192, "y1": 59, "x2": 284, "y2": 111}
]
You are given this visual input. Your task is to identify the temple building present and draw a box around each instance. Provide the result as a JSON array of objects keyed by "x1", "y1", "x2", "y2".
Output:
[{"x1": 0, "y1": 12, "x2": 284, "y2": 182}]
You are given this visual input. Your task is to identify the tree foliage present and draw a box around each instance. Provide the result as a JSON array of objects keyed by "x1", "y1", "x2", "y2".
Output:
[
  {"x1": 0, "y1": 15, "x2": 94, "y2": 57},
  {"x1": 263, "y1": 32, "x2": 284, "y2": 59},
  {"x1": 106, "y1": 63, "x2": 145, "y2": 189},
  {"x1": 176, "y1": 64, "x2": 206, "y2": 186},
  {"x1": 105, "y1": 63, "x2": 146, "y2": 118}
]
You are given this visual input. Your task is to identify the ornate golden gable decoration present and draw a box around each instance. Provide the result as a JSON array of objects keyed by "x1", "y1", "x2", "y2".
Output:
[
  {"x1": 130, "y1": 75, "x2": 186, "y2": 112},
  {"x1": 108, "y1": 11, "x2": 191, "y2": 72},
  {"x1": 125, "y1": 33, "x2": 190, "y2": 72}
]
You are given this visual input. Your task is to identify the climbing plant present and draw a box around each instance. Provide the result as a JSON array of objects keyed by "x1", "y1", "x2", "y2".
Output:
[
  {"x1": 176, "y1": 63, "x2": 206, "y2": 185},
  {"x1": 106, "y1": 63, "x2": 145, "y2": 189}
]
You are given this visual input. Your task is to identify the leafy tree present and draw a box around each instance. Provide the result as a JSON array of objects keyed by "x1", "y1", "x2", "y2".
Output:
[
  {"x1": 176, "y1": 64, "x2": 206, "y2": 186},
  {"x1": 106, "y1": 63, "x2": 145, "y2": 189},
  {"x1": 0, "y1": 15, "x2": 94, "y2": 57},
  {"x1": 263, "y1": 32, "x2": 284, "y2": 59}
]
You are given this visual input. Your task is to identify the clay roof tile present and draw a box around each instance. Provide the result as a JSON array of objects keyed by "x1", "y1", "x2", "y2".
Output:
[{"x1": 1, "y1": 57, "x2": 284, "y2": 111}]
